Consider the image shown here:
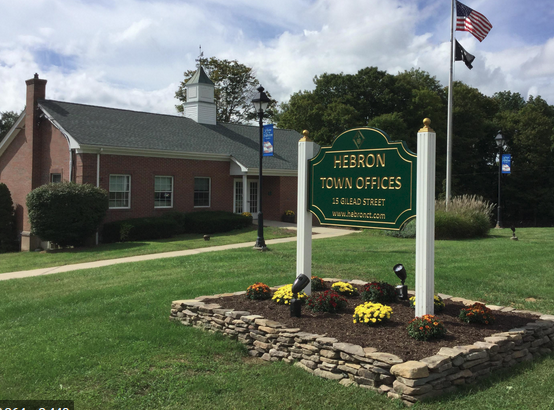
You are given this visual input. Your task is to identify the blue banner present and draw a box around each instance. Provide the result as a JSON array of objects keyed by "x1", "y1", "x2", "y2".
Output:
[
  {"x1": 263, "y1": 124, "x2": 274, "y2": 157},
  {"x1": 502, "y1": 154, "x2": 511, "y2": 174}
]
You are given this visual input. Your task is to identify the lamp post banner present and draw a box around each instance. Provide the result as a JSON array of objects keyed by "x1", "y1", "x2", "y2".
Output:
[
  {"x1": 502, "y1": 154, "x2": 511, "y2": 174},
  {"x1": 309, "y1": 128, "x2": 417, "y2": 230},
  {"x1": 263, "y1": 124, "x2": 274, "y2": 157}
]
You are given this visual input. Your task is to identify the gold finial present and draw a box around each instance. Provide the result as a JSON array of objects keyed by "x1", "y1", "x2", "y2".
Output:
[
  {"x1": 419, "y1": 118, "x2": 434, "y2": 132},
  {"x1": 299, "y1": 129, "x2": 312, "y2": 142}
]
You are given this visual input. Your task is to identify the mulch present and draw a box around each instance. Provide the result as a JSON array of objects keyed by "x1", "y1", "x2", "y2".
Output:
[{"x1": 214, "y1": 286, "x2": 537, "y2": 361}]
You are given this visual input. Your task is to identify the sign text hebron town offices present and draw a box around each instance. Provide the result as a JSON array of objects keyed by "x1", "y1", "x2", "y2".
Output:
[{"x1": 309, "y1": 129, "x2": 417, "y2": 230}]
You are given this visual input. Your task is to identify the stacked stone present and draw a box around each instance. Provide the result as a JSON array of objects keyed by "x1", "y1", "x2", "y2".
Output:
[
  {"x1": 388, "y1": 319, "x2": 554, "y2": 406},
  {"x1": 170, "y1": 289, "x2": 554, "y2": 407},
  {"x1": 170, "y1": 296, "x2": 405, "y2": 394}
]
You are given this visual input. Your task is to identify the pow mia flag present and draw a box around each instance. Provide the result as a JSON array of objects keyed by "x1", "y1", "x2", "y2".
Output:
[{"x1": 455, "y1": 40, "x2": 475, "y2": 70}]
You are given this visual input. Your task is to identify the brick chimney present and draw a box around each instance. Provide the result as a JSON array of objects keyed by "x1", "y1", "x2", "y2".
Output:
[
  {"x1": 25, "y1": 73, "x2": 47, "y2": 190},
  {"x1": 19, "y1": 74, "x2": 47, "y2": 251}
]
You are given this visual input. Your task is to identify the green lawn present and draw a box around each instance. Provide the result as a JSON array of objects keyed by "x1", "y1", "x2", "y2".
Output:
[
  {"x1": 0, "y1": 226, "x2": 295, "y2": 274},
  {"x1": 1, "y1": 228, "x2": 553, "y2": 409}
]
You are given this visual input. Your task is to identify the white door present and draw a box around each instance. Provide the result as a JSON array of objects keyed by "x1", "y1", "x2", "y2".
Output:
[{"x1": 234, "y1": 179, "x2": 259, "y2": 218}]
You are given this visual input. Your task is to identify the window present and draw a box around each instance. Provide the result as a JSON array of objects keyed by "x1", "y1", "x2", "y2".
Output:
[
  {"x1": 155, "y1": 176, "x2": 173, "y2": 208},
  {"x1": 194, "y1": 177, "x2": 210, "y2": 207},
  {"x1": 109, "y1": 174, "x2": 131, "y2": 208},
  {"x1": 50, "y1": 173, "x2": 62, "y2": 183}
]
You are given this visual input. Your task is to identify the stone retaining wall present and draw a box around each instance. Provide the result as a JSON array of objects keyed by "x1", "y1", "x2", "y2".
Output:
[{"x1": 170, "y1": 281, "x2": 554, "y2": 406}]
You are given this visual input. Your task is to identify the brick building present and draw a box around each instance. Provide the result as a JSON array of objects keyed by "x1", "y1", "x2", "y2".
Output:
[{"x1": 0, "y1": 69, "x2": 302, "y2": 251}]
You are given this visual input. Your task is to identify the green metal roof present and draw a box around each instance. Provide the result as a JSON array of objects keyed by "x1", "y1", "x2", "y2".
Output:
[
  {"x1": 185, "y1": 66, "x2": 214, "y2": 86},
  {"x1": 38, "y1": 100, "x2": 303, "y2": 172}
]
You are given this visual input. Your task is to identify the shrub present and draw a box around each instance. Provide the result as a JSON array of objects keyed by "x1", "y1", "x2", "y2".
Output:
[
  {"x1": 409, "y1": 295, "x2": 445, "y2": 313},
  {"x1": 311, "y1": 276, "x2": 326, "y2": 291},
  {"x1": 102, "y1": 217, "x2": 176, "y2": 243},
  {"x1": 307, "y1": 290, "x2": 348, "y2": 313},
  {"x1": 0, "y1": 183, "x2": 17, "y2": 252},
  {"x1": 353, "y1": 302, "x2": 393, "y2": 326},
  {"x1": 459, "y1": 302, "x2": 496, "y2": 325},
  {"x1": 27, "y1": 182, "x2": 108, "y2": 247},
  {"x1": 184, "y1": 211, "x2": 252, "y2": 234},
  {"x1": 384, "y1": 219, "x2": 416, "y2": 238},
  {"x1": 331, "y1": 281, "x2": 358, "y2": 297},
  {"x1": 407, "y1": 315, "x2": 447, "y2": 341},
  {"x1": 160, "y1": 211, "x2": 187, "y2": 235},
  {"x1": 435, "y1": 195, "x2": 494, "y2": 239},
  {"x1": 361, "y1": 282, "x2": 397, "y2": 304},
  {"x1": 246, "y1": 282, "x2": 271, "y2": 300},
  {"x1": 272, "y1": 284, "x2": 308, "y2": 305}
]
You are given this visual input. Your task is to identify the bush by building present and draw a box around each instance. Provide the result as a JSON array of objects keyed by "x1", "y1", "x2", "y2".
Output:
[
  {"x1": 102, "y1": 210, "x2": 253, "y2": 243},
  {"x1": 0, "y1": 183, "x2": 17, "y2": 252},
  {"x1": 26, "y1": 182, "x2": 108, "y2": 247}
]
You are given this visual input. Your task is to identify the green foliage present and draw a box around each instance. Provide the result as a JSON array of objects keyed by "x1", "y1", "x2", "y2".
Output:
[
  {"x1": 435, "y1": 195, "x2": 494, "y2": 239},
  {"x1": 409, "y1": 295, "x2": 445, "y2": 313},
  {"x1": 361, "y1": 282, "x2": 397, "y2": 304},
  {"x1": 175, "y1": 56, "x2": 277, "y2": 123},
  {"x1": 103, "y1": 211, "x2": 252, "y2": 243},
  {"x1": 307, "y1": 290, "x2": 348, "y2": 313},
  {"x1": 0, "y1": 183, "x2": 17, "y2": 252},
  {"x1": 407, "y1": 315, "x2": 447, "y2": 341},
  {"x1": 459, "y1": 302, "x2": 496, "y2": 325},
  {"x1": 353, "y1": 302, "x2": 393, "y2": 325},
  {"x1": 0, "y1": 110, "x2": 20, "y2": 142},
  {"x1": 310, "y1": 275, "x2": 326, "y2": 291},
  {"x1": 384, "y1": 218, "x2": 416, "y2": 238},
  {"x1": 184, "y1": 211, "x2": 252, "y2": 234},
  {"x1": 102, "y1": 217, "x2": 176, "y2": 243},
  {"x1": 246, "y1": 282, "x2": 271, "y2": 300},
  {"x1": 26, "y1": 182, "x2": 108, "y2": 247},
  {"x1": 159, "y1": 211, "x2": 188, "y2": 234}
]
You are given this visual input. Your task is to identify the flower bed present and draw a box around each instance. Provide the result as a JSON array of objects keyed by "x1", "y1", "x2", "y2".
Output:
[{"x1": 170, "y1": 278, "x2": 554, "y2": 406}]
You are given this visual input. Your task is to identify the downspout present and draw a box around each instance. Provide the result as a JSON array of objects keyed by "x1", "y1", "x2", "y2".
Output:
[
  {"x1": 96, "y1": 149, "x2": 102, "y2": 245},
  {"x1": 69, "y1": 148, "x2": 74, "y2": 182}
]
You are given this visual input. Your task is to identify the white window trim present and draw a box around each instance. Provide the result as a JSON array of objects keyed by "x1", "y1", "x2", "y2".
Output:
[
  {"x1": 109, "y1": 174, "x2": 131, "y2": 209},
  {"x1": 194, "y1": 176, "x2": 211, "y2": 208},
  {"x1": 50, "y1": 173, "x2": 62, "y2": 183},
  {"x1": 154, "y1": 176, "x2": 174, "y2": 209}
]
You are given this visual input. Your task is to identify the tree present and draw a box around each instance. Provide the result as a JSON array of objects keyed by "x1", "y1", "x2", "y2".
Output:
[
  {"x1": 27, "y1": 182, "x2": 109, "y2": 247},
  {"x1": 0, "y1": 111, "x2": 20, "y2": 142},
  {"x1": 495, "y1": 96, "x2": 554, "y2": 225},
  {"x1": 0, "y1": 183, "x2": 17, "y2": 252},
  {"x1": 175, "y1": 57, "x2": 277, "y2": 124}
]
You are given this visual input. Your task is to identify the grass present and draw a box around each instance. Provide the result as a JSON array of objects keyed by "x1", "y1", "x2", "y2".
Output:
[
  {"x1": 1, "y1": 227, "x2": 554, "y2": 409},
  {"x1": 0, "y1": 225, "x2": 295, "y2": 274}
]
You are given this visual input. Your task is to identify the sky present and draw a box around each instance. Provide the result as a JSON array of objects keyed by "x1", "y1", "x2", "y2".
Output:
[{"x1": 1, "y1": 0, "x2": 553, "y2": 117}]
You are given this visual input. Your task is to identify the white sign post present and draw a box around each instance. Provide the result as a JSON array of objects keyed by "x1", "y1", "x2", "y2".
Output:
[
  {"x1": 415, "y1": 119, "x2": 436, "y2": 316},
  {"x1": 297, "y1": 130, "x2": 316, "y2": 295}
]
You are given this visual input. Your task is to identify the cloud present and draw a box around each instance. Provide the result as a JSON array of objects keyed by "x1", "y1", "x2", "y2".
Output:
[{"x1": 0, "y1": 0, "x2": 553, "y2": 116}]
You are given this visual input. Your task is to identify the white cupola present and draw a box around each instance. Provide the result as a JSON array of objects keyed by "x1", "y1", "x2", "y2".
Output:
[{"x1": 183, "y1": 66, "x2": 217, "y2": 125}]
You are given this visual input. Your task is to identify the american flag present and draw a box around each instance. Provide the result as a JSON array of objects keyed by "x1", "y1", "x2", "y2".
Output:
[{"x1": 456, "y1": 1, "x2": 492, "y2": 42}]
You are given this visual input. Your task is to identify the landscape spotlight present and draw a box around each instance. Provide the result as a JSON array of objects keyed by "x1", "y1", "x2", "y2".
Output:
[
  {"x1": 393, "y1": 264, "x2": 408, "y2": 300},
  {"x1": 290, "y1": 274, "x2": 310, "y2": 318}
]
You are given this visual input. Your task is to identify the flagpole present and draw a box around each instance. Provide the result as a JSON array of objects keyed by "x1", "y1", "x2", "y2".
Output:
[{"x1": 446, "y1": 0, "x2": 455, "y2": 209}]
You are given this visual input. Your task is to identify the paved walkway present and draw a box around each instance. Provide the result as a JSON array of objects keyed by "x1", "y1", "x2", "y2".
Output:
[{"x1": 0, "y1": 221, "x2": 355, "y2": 281}]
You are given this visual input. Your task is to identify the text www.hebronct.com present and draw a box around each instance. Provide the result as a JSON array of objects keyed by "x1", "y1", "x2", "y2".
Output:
[{"x1": 332, "y1": 211, "x2": 386, "y2": 220}]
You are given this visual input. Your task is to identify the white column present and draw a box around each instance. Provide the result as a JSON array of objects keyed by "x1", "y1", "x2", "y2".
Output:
[
  {"x1": 297, "y1": 131, "x2": 316, "y2": 295},
  {"x1": 415, "y1": 119, "x2": 436, "y2": 317},
  {"x1": 242, "y1": 174, "x2": 248, "y2": 214}
]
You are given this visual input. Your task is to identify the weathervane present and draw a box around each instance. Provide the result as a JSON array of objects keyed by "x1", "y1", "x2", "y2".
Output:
[{"x1": 195, "y1": 45, "x2": 204, "y2": 68}]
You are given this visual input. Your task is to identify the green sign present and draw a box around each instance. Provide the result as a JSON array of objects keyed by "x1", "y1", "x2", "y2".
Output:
[{"x1": 309, "y1": 128, "x2": 416, "y2": 230}]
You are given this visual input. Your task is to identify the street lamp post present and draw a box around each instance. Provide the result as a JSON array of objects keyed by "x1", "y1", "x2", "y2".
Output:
[
  {"x1": 252, "y1": 86, "x2": 271, "y2": 250},
  {"x1": 495, "y1": 132, "x2": 504, "y2": 229}
]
